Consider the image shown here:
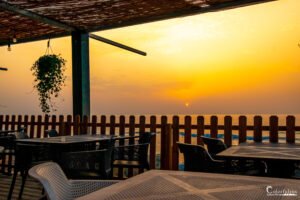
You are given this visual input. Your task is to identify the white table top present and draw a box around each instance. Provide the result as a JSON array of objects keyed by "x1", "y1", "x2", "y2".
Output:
[
  {"x1": 217, "y1": 142, "x2": 300, "y2": 161},
  {"x1": 76, "y1": 170, "x2": 300, "y2": 200}
]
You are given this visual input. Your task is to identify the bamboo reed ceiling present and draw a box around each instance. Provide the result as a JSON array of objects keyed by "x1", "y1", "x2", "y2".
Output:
[{"x1": 0, "y1": 0, "x2": 273, "y2": 46}]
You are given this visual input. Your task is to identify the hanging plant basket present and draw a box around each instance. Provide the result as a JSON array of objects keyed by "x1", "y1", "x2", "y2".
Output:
[{"x1": 31, "y1": 54, "x2": 66, "y2": 113}]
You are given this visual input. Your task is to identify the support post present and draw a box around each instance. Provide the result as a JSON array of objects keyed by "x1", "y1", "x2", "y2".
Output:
[{"x1": 72, "y1": 31, "x2": 90, "y2": 117}]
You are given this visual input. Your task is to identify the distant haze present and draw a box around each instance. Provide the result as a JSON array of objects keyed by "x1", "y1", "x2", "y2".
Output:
[{"x1": 0, "y1": 0, "x2": 300, "y2": 115}]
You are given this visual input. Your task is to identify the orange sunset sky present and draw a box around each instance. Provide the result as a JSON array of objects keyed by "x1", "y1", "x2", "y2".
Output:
[{"x1": 0, "y1": 0, "x2": 300, "y2": 115}]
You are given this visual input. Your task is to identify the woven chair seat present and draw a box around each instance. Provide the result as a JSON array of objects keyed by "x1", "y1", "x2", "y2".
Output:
[{"x1": 29, "y1": 162, "x2": 119, "y2": 200}]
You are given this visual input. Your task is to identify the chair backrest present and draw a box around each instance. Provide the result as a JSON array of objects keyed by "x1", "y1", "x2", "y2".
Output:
[
  {"x1": 29, "y1": 162, "x2": 72, "y2": 200},
  {"x1": 14, "y1": 143, "x2": 51, "y2": 171},
  {"x1": 177, "y1": 142, "x2": 216, "y2": 172},
  {"x1": 114, "y1": 132, "x2": 155, "y2": 164},
  {"x1": 45, "y1": 129, "x2": 59, "y2": 137},
  {"x1": 138, "y1": 132, "x2": 156, "y2": 144},
  {"x1": 0, "y1": 134, "x2": 15, "y2": 149},
  {"x1": 200, "y1": 136, "x2": 227, "y2": 157},
  {"x1": 60, "y1": 149, "x2": 113, "y2": 179}
]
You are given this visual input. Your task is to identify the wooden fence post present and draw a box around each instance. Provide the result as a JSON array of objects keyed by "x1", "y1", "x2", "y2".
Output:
[
  {"x1": 24, "y1": 115, "x2": 29, "y2": 135},
  {"x1": 91, "y1": 115, "x2": 97, "y2": 135},
  {"x1": 150, "y1": 116, "x2": 157, "y2": 170},
  {"x1": 4, "y1": 115, "x2": 9, "y2": 130},
  {"x1": 129, "y1": 115, "x2": 135, "y2": 136},
  {"x1": 81, "y1": 115, "x2": 89, "y2": 134},
  {"x1": 51, "y1": 115, "x2": 57, "y2": 130},
  {"x1": 30, "y1": 115, "x2": 35, "y2": 138},
  {"x1": 269, "y1": 116, "x2": 278, "y2": 143},
  {"x1": 160, "y1": 116, "x2": 168, "y2": 170},
  {"x1": 17, "y1": 115, "x2": 22, "y2": 131},
  {"x1": 66, "y1": 115, "x2": 72, "y2": 136},
  {"x1": 59, "y1": 115, "x2": 65, "y2": 135},
  {"x1": 100, "y1": 115, "x2": 106, "y2": 135},
  {"x1": 224, "y1": 116, "x2": 232, "y2": 147},
  {"x1": 119, "y1": 115, "x2": 126, "y2": 137},
  {"x1": 286, "y1": 115, "x2": 295, "y2": 144},
  {"x1": 238, "y1": 116, "x2": 247, "y2": 144},
  {"x1": 210, "y1": 116, "x2": 218, "y2": 138},
  {"x1": 74, "y1": 115, "x2": 80, "y2": 135},
  {"x1": 253, "y1": 116, "x2": 262, "y2": 142},
  {"x1": 197, "y1": 116, "x2": 205, "y2": 145},
  {"x1": 172, "y1": 116, "x2": 179, "y2": 170},
  {"x1": 110, "y1": 115, "x2": 116, "y2": 136},
  {"x1": 36, "y1": 115, "x2": 42, "y2": 138},
  {"x1": 43, "y1": 115, "x2": 49, "y2": 137},
  {"x1": 139, "y1": 115, "x2": 146, "y2": 133},
  {"x1": 184, "y1": 116, "x2": 192, "y2": 144},
  {"x1": 11, "y1": 115, "x2": 16, "y2": 130}
]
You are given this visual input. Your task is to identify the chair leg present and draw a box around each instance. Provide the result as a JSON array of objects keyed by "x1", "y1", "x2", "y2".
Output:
[
  {"x1": 0, "y1": 155, "x2": 4, "y2": 174},
  {"x1": 8, "y1": 152, "x2": 13, "y2": 175},
  {"x1": 8, "y1": 170, "x2": 18, "y2": 200},
  {"x1": 18, "y1": 170, "x2": 28, "y2": 199}
]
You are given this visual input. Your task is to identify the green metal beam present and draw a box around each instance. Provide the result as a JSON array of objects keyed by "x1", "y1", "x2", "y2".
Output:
[
  {"x1": 72, "y1": 31, "x2": 90, "y2": 117},
  {"x1": 0, "y1": 67, "x2": 8, "y2": 71},
  {"x1": 89, "y1": 34, "x2": 146, "y2": 56}
]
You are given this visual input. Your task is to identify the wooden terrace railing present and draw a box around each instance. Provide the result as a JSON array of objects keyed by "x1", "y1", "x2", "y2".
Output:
[{"x1": 0, "y1": 115, "x2": 299, "y2": 171}]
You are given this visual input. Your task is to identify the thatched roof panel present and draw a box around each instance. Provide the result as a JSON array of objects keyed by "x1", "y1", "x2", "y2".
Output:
[{"x1": 0, "y1": 0, "x2": 274, "y2": 46}]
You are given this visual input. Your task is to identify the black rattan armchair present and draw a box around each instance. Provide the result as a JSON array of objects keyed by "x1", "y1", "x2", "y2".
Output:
[
  {"x1": 45, "y1": 129, "x2": 59, "y2": 137},
  {"x1": 177, "y1": 142, "x2": 226, "y2": 173},
  {"x1": 113, "y1": 132, "x2": 155, "y2": 178},
  {"x1": 59, "y1": 148, "x2": 114, "y2": 180},
  {"x1": 200, "y1": 136, "x2": 227, "y2": 158}
]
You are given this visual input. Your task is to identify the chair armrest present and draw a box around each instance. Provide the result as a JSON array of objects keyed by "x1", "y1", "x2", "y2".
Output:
[
  {"x1": 70, "y1": 180, "x2": 120, "y2": 198},
  {"x1": 114, "y1": 143, "x2": 149, "y2": 149}
]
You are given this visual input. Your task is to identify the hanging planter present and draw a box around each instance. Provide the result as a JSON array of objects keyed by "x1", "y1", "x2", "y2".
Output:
[{"x1": 31, "y1": 51, "x2": 66, "y2": 113}]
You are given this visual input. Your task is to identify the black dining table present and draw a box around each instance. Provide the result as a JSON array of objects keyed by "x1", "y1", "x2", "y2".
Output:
[
  {"x1": 217, "y1": 142, "x2": 300, "y2": 177},
  {"x1": 16, "y1": 134, "x2": 114, "y2": 161}
]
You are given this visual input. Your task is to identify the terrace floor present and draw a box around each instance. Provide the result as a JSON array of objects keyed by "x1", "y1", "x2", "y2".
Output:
[{"x1": 0, "y1": 174, "x2": 43, "y2": 200}]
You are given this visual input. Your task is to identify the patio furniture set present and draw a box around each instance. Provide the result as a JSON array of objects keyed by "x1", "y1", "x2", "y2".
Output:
[
  {"x1": 1, "y1": 130, "x2": 299, "y2": 199},
  {"x1": 0, "y1": 129, "x2": 155, "y2": 200}
]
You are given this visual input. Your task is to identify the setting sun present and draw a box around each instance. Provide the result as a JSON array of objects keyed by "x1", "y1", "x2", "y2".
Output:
[{"x1": 0, "y1": 0, "x2": 300, "y2": 114}]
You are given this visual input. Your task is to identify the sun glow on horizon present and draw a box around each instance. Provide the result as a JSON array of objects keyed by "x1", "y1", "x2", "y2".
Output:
[{"x1": 1, "y1": 0, "x2": 300, "y2": 115}]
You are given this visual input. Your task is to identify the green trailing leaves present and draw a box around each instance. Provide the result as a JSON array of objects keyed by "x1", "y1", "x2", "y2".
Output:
[{"x1": 31, "y1": 54, "x2": 66, "y2": 113}]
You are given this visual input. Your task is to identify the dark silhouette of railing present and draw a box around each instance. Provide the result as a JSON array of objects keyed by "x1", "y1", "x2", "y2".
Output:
[{"x1": 0, "y1": 115, "x2": 299, "y2": 171}]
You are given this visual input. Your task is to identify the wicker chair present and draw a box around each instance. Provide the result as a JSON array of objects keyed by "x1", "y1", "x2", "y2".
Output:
[
  {"x1": 177, "y1": 142, "x2": 226, "y2": 173},
  {"x1": 29, "y1": 162, "x2": 119, "y2": 200},
  {"x1": 113, "y1": 132, "x2": 155, "y2": 178}
]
